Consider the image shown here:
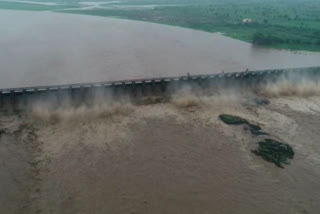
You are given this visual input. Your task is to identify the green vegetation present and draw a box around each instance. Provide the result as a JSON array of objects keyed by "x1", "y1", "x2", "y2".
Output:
[
  {"x1": 248, "y1": 124, "x2": 268, "y2": 136},
  {"x1": 219, "y1": 114, "x2": 294, "y2": 168},
  {"x1": 60, "y1": 0, "x2": 320, "y2": 51},
  {"x1": 0, "y1": 1, "x2": 75, "y2": 11},
  {"x1": 252, "y1": 139, "x2": 294, "y2": 168},
  {"x1": 219, "y1": 114, "x2": 267, "y2": 136},
  {"x1": 1, "y1": 0, "x2": 320, "y2": 51},
  {"x1": 219, "y1": 114, "x2": 248, "y2": 125}
]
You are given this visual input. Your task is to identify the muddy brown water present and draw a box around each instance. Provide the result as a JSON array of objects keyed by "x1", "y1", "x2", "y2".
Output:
[
  {"x1": 1, "y1": 92, "x2": 320, "y2": 214},
  {"x1": 1, "y1": 10, "x2": 320, "y2": 89},
  {"x1": 1, "y1": 10, "x2": 320, "y2": 214}
]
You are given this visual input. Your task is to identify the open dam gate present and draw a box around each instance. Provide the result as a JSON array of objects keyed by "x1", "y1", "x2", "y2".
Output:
[{"x1": 1, "y1": 66, "x2": 320, "y2": 111}]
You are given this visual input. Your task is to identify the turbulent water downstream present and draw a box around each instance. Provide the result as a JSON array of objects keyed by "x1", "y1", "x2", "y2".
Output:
[
  {"x1": 1, "y1": 10, "x2": 320, "y2": 89},
  {"x1": 1, "y1": 77, "x2": 320, "y2": 214}
]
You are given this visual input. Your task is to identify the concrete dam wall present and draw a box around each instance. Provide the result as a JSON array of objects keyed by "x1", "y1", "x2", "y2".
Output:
[{"x1": 1, "y1": 66, "x2": 320, "y2": 111}]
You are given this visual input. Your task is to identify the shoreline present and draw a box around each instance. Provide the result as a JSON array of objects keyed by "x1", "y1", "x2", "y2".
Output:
[{"x1": 1, "y1": 5, "x2": 319, "y2": 52}]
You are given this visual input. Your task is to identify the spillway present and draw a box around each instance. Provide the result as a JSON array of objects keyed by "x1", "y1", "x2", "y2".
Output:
[{"x1": 1, "y1": 66, "x2": 319, "y2": 111}]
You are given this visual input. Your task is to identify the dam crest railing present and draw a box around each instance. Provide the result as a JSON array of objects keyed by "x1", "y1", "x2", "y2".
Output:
[{"x1": 1, "y1": 66, "x2": 320, "y2": 110}]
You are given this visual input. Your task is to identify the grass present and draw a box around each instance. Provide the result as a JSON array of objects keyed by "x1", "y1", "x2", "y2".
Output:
[
  {"x1": 59, "y1": 0, "x2": 320, "y2": 51},
  {"x1": 0, "y1": 1, "x2": 76, "y2": 11}
]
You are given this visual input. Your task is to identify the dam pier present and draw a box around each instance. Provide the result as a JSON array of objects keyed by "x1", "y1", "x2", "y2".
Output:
[{"x1": 1, "y1": 66, "x2": 320, "y2": 111}]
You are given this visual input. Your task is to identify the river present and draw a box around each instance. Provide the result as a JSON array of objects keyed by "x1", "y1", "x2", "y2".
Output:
[{"x1": 1, "y1": 9, "x2": 320, "y2": 88}]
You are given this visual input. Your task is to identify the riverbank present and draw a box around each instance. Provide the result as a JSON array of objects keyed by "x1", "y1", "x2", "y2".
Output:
[{"x1": 1, "y1": 0, "x2": 320, "y2": 52}]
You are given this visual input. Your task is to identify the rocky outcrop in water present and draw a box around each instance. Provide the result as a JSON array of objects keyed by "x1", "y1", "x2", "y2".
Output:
[
  {"x1": 219, "y1": 114, "x2": 268, "y2": 136},
  {"x1": 252, "y1": 139, "x2": 294, "y2": 168},
  {"x1": 219, "y1": 114, "x2": 294, "y2": 168}
]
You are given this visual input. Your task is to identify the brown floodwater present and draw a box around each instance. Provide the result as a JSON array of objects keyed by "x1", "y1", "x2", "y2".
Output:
[
  {"x1": 2, "y1": 9, "x2": 320, "y2": 214},
  {"x1": 1, "y1": 9, "x2": 320, "y2": 89},
  {"x1": 1, "y1": 87, "x2": 320, "y2": 214}
]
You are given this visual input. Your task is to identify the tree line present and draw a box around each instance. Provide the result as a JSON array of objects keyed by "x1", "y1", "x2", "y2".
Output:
[{"x1": 252, "y1": 32, "x2": 320, "y2": 46}]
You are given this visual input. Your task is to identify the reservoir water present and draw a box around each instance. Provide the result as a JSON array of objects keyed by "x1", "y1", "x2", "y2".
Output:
[{"x1": 1, "y1": 9, "x2": 320, "y2": 89}]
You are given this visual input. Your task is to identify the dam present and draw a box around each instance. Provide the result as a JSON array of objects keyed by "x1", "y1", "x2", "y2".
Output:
[{"x1": 1, "y1": 66, "x2": 320, "y2": 110}]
